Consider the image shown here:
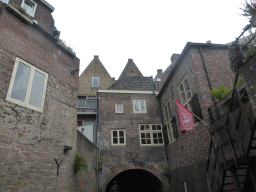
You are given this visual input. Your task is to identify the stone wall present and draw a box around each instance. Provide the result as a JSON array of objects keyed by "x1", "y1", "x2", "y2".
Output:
[
  {"x1": 75, "y1": 131, "x2": 98, "y2": 192},
  {"x1": 97, "y1": 92, "x2": 168, "y2": 191}
]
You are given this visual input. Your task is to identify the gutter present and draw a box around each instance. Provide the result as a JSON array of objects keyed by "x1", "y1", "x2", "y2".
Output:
[{"x1": 39, "y1": 0, "x2": 55, "y2": 12}]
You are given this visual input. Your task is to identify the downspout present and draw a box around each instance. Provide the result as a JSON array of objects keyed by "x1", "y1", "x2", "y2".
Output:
[
  {"x1": 96, "y1": 95, "x2": 99, "y2": 192},
  {"x1": 198, "y1": 47, "x2": 219, "y2": 119}
]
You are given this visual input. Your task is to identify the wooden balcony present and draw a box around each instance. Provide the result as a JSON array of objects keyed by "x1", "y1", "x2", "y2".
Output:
[
  {"x1": 77, "y1": 95, "x2": 97, "y2": 115},
  {"x1": 206, "y1": 83, "x2": 256, "y2": 192}
]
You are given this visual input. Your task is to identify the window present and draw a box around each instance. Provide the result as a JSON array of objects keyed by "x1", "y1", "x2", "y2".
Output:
[
  {"x1": 115, "y1": 102, "x2": 123, "y2": 113},
  {"x1": 164, "y1": 101, "x2": 178, "y2": 143},
  {"x1": 111, "y1": 129, "x2": 126, "y2": 145},
  {"x1": 6, "y1": 57, "x2": 48, "y2": 112},
  {"x1": 133, "y1": 99, "x2": 147, "y2": 113},
  {"x1": 92, "y1": 75, "x2": 99, "y2": 87},
  {"x1": 178, "y1": 75, "x2": 192, "y2": 110},
  {"x1": 21, "y1": 0, "x2": 37, "y2": 17},
  {"x1": 0, "y1": 0, "x2": 9, "y2": 4},
  {"x1": 139, "y1": 124, "x2": 164, "y2": 146}
]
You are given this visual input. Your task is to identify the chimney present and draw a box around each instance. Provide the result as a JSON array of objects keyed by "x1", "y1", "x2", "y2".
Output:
[
  {"x1": 94, "y1": 55, "x2": 99, "y2": 59},
  {"x1": 128, "y1": 58, "x2": 133, "y2": 62},
  {"x1": 157, "y1": 69, "x2": 163, "y2": 76},
  {"x1": 171, "y1": 54, "x2": 180, "y2": 64}
]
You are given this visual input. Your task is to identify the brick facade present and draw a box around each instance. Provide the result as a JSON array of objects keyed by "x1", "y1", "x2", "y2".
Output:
[
  {"x1": 78, "y1": 56, "x2": 114, "y2": 95},
  {"x1": 157, "y1": 43, "x2": 234, "y2": 192},
  {"x1": 0, "y1": 1, "x2": 80, "y2": 191},
  {"x1": 97, "y1": 91, "x2": 169, "y2": 191}
]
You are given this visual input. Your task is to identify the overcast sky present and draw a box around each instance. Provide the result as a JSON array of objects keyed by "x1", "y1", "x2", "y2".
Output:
[{"x1": 48, "y1": 0, "x2": 249, "y2": 79}]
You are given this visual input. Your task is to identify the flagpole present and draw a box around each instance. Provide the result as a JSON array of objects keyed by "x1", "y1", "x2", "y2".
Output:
[{"x1": 193, "y1": 114, "x2": 209, "y2": 126}]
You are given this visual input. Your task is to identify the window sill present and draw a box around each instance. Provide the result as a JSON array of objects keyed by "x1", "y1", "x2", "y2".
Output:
[
  {"x1": 56, "y1": 42, "x2": 76, "y2": 58},
  {"x1": 6, "y1": 4, "x2": 33, "y2": 25}
]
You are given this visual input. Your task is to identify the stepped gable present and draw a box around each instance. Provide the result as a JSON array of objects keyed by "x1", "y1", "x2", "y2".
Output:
[
  {"x1": 108, "y1": 76, "x2": 156, "y2": 90},
  {"x1": 118, "y1": 59, "x2": 143, "y2": 80}
]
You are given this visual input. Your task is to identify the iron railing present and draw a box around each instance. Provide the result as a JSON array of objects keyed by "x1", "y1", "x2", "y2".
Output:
[
  {"x1": 236, "y1": 24, "x2": 256, "y2": 65},
  {"x1": 77, "y1": 96, "x2": 97, "y2": 113}
]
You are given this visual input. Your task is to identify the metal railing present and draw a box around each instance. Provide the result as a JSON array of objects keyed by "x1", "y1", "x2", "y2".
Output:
[
  {"x1": 77, "y1": 98, "x2": 97, "y2": 113},
  {"x1": 236, "y1": 24, "x2": 256, "y2": 65}
]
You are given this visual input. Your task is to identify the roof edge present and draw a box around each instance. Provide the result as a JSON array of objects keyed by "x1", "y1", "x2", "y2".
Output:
[
  {"x1": 98, "y1": 90, "x2": 158, "y2": 94},
  {"x1": 157, "y1": 42, "x2": 228, "y2": 98},
  {"x1": 39, "y1": 0, "x2": 55, "y2": 12}
]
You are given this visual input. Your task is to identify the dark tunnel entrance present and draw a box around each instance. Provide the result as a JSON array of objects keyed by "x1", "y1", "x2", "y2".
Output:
[{"x1": 105, "y1": 169, "x2": 164, "y2": 192}]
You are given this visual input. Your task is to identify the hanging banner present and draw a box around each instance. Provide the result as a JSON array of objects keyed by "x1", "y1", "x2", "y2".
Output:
[{"x1": 175, "y1": 100, "x2": 194, "y2": 131}]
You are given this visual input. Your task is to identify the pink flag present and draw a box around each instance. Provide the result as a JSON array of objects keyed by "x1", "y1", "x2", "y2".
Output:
[{"x1": 175, "y1": 100, "x2": 194, "y2": 131}]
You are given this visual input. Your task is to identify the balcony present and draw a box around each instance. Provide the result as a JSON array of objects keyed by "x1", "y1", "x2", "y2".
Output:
[{"x1": 77, "y1": 95, "x2": 97, "y2": 114}]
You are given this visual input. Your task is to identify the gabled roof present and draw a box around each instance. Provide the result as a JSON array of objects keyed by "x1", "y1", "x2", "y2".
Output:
[
  {"x1": 118, "y1": 59, "x2": 143, "y2": 80},
  {"x1": 108, "y1": 76, "x2": 156, "y2": 91}
]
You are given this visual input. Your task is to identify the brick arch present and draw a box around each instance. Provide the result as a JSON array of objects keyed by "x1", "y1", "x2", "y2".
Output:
[{"x1": 102, "y1": 167, "x2": 165, "y2": 192}]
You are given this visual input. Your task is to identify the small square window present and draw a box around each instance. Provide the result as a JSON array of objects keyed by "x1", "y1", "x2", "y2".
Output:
[
  {"x1": 6, "y1": 57, "x2": 48, "y2": 113},
  {"x1": 92, "y1": 75, "x2": 99, "y2": 87},
  {"x1": 111, "y1": 129, "x2": 126, "y2": 145},
  {"x1": 21, "y1": 0, "x2": 37, "y2": 17},
  {"x1": 133, "y1": 99, "x2": 147, "y2": 113},
  {"x1": 115, "y1": 102, "x2": 123, "y2": 113}
]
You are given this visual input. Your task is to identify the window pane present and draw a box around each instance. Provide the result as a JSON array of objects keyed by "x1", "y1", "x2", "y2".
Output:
[
  {"x1": 145, "y1": 125, "x2": 150, "y2": 130},
  {"x1": 152, "y1": 125, "x2": 156, "y2": 130},
  {"x1": 140, "y1": 125, "x2": 144, "y2": 130},
  {"x1": 113, "y1": 131, "x2": 117, "y2": 137},
  {"x1": 142, "y1": 139, "x2": 146, "y2": 144},
  {"x1": 153, "y1": 133, "x2": 157, "y2": 138},
  {"x1": 153, "y1": 139, "x2": 158, "y2": 144},
  {"x1": 141, "y1": 133, "x2": 145, "y2": 138},
  {"x1": 29, "y1": 70, "x2": 45, "y2": 108},
  {"x1": 140, "y1": 100, "x2": 145, "y2": 111},
  {"x1": 157, "y1": 125, "x2": 161, "y2": 130},
  {"x1": 24, "y1": 0, "x2": 34, "y2": 15},
  {"x1": 119, "y1": 131, "x2": 124, "y2": 137},
  {"x1": 92, "y1": 76, "x2": 99, "y2": 87},
  {"x1": 120, "y1": 138, "x2": 124, "y2": 144},
  {"x1": 159, "y1": 139, "x2": 163, "y2": 144},
  {"x1": 116, "y1": 103, "x2": 122, "y2": 113},
  {"x1": 11, "y1": 62, "x2": 31, "y2": 102},
  {"x1": 181, "y1": 92, "x2": 186, "y2": 104},
  {"x1": 113, "y1": 138, "x2": 118, "y2": 144},
  {"x1": 147, "y1": 138, "x2": 151, "y2": 144},
  {"x1": 134, "y1": 100, "x2": 139, "y2": 112}
]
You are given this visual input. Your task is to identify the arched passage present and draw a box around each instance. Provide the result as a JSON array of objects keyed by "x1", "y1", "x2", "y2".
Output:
[{"x1": 105, "y1": 169, "x2": 164, "y2": 192}]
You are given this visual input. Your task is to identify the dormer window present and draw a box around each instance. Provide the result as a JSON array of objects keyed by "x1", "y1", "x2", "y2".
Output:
[{"x1": 21, "y1": 0, "x2": 37, "y2": 17}]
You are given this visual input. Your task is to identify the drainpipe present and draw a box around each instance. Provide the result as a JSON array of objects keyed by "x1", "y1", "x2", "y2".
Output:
[{"x1": 198, "y1": 47, "x2": 219, "y2": 119}]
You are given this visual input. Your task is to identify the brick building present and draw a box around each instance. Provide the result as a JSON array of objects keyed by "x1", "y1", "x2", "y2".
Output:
[
  {"x1": 0, "y1": 0, "x2": 80, "y2": 191},
  {"x1": 97, "y1": 59, "x2": 169, "y2": 192},
  {"x1": 77, "y1": 55, "x2": 114, "y2": 144},
  {"x1": 157, "y1": 42, "x2": 235, "y2": 192}
]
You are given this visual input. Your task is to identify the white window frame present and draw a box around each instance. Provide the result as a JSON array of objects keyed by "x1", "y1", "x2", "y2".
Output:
[
  {"x1": 0, "y1": 0, "x2": 9, "y2": 4},
  {"x1": 21, "y1": 0, "x2": 37, "y2": 17},
  {"x1": 115, "y1": 102, "x2": 123, "y2": 113},
  {"x1": 164, "y1": 101, "x2": 176, "y2": 143},
  {"x1": 111, "y1": 129, "x2": 126, "y2": 146},
  {"x1": 178, "y1": 75, "x2": 193, "y2": 112},
  {"x1": 139, "y1": 124, "x2": 164, "y2": 146},
  {"x1": 92, "y1": 75, "x2": 99, "y2": 87},
  {"x1": 6, "y1": 57, "x2": 48, "y2": 113},
  {"x1": 133, "y1": 99, "x2": 147, "y2": 113}
]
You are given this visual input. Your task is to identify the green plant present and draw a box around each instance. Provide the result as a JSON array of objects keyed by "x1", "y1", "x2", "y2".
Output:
[
  {"x1": 10, "y1": 3, "x2": 30, "y2": 17},
  {"x1": 58, "y1": 39, "x2": 76, "y2": 55},
  {"x1": 210, "y1": 83, "x2": 232, "y2": 100},
  {"x1": 240, "y1": 0, "x2": 256, "y2": 18},
  {"x1": 74, "y1": 152, "x2": 88, "y2": 174},
  {"x1": 246, "y1": 46, "x2": 256, "y2": 59},
  {"x1": 237, "y1": 77, "x2": 243, "y2": 86},
  {"x1": 228, "y1": 42, "x2": 243, "y2": 71}
]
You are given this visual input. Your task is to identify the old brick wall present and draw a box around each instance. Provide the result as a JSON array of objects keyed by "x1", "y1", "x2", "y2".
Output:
[
  {"x1": 97, "y1": 92, "x2": 169, "y2": 191},
  {"x1": 8, "y1": 0, "x2": 54, "y2": 34},
  {"x1": 158, "y1": 45, "x2": 233, "y2": 192},
  {"x1": 0, "y1": 4, "x2": 79, "y2": 192},
  {"x1": 75, "y1": 131, "x2": 98, "y2": 192},
  {"x1": 79, "y1": 56, "x2": 114, "y2": 95}
]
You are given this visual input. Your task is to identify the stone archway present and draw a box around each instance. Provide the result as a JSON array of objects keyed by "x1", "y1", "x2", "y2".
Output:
[{"x1": 105, "y1": 169, "x2": 164, "y2": 192}]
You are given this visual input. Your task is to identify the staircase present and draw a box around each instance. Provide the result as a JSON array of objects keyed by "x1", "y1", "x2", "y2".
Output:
[{"x1": 206, "y1": 76, "x2": 256, "y2": 192}]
